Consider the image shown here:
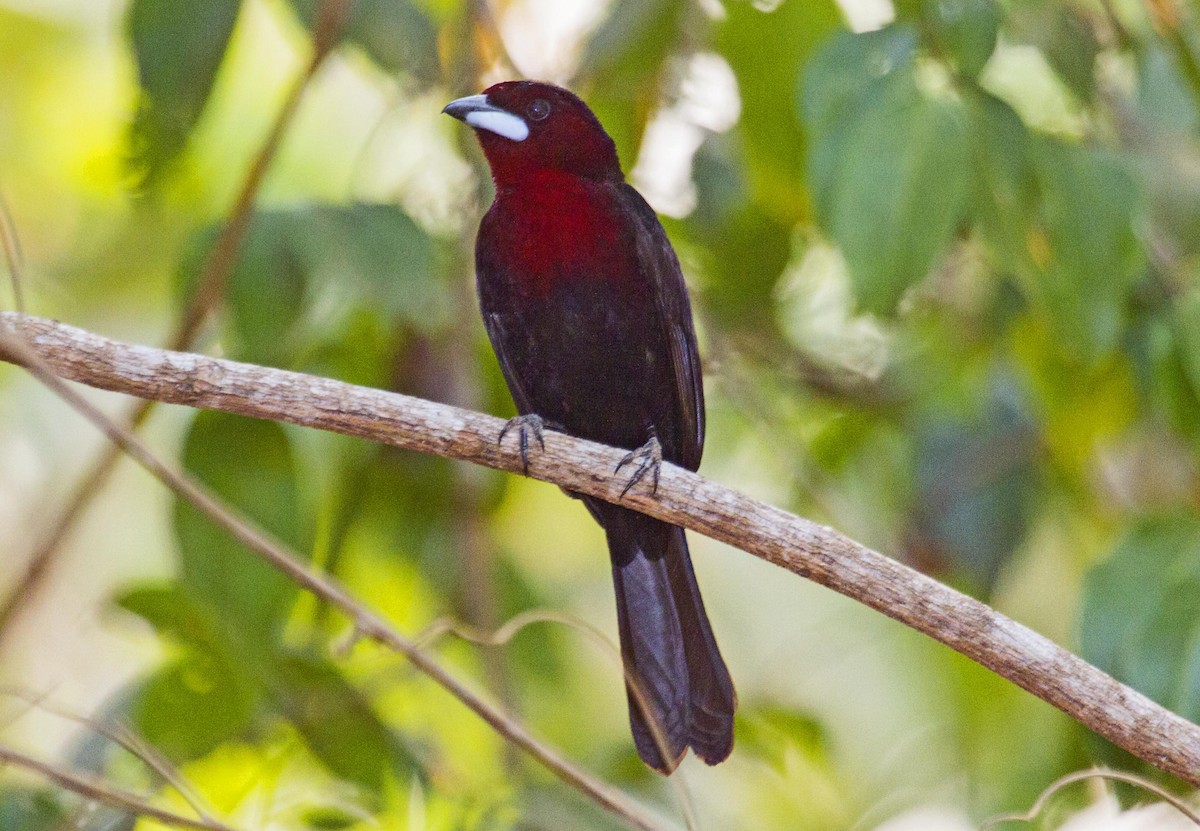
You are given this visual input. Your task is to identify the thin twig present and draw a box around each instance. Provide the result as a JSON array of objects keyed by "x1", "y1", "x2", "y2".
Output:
[
  {"x1": 0, "y1": 2, "x2": 346, "y2": 648},
  {"x1": 416, "y1": 609, "x2": 701, "y2": 831},
  {"x1": 0, "y1": 190, "x2": 25, "y2": 314},
  {"x1": 0, "y1": 686, "x2": 217, "y2": 824},
  {"x1": 3, "y1": 312, "x2": 1200, "y2": 789},
  {"x1": 0, "y1": 321, "x2": 676, "y2": 831},
  {"x1": 0, "y1": 744, "x2": 236, "y2": 831},
  {"x1": 979, "y1": 768, "x2": 1200, "y2": 830}
]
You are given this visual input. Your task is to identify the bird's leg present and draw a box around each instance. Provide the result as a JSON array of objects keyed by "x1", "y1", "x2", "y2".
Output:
[
  {"x1": 615, "y1": 430, "x2": 663, "y2": 498},
  {"x1": 498, "y1": 413, "x2": 546, "y2": 474}
]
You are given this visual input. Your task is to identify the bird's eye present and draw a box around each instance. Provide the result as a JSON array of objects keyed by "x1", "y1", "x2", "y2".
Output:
[{"x1": 527, "y1": 99, "x2": 551, "y2": 121}]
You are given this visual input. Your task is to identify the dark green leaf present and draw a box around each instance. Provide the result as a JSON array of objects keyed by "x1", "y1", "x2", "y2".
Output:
[
  {"x1": 273, "y1": 655, "x2": 419, "y2": 790},
  {"x1": 116, "y1": 582, "x2": 228, "y2": 649},
  {"x1": 803, "y1": 27, "x2": 971, "y2": 312},
  {"x1": 1176, "y1": 289, "x2": 1200, "y2": 401},
  {"x1": 175, "y1": 411, "x2": 307, "y2": 648},
  {"x1": 1080, "y1": 515, "x2": 1200, "y2": 721},
  {"x1": 690, "y1": 202, "x2": 793, "y2": 331},
  {"x1": 912, "y1": 377, "x2": 1039, "y2": 590},
  {"x1": 0, "y1": 789, "x2": 66, "y2": 831},
  {"x1": 132, "y1": 652, "x2": 258, "y2": 761},
  {"x1": 925, "y1": 0, "x2": 1000, "y2": 78},
  {"x1": 127, "y1": 0, "x2": 242, "y2": 180},
  {"x1": 302, "y1": 807, "x2": 365, "y2": 830},
  {"x1": 285, "y1": 0, "x2": 439, "y2": 84}
]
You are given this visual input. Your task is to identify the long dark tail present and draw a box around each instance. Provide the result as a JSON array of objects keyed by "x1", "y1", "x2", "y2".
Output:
[{"x1": 595, "y1": 503, "x2": 736, "y2": 773}]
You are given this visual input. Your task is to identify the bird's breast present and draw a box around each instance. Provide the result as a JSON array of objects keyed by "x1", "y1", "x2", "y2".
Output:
[{"x1": 482, "y1": 172, "x2": 635, "y2": 295}]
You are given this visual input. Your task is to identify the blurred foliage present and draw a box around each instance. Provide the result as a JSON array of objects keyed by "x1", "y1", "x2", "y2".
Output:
[{"x1": 4, "y1": 0, "x2": 1200, "y2": 828}]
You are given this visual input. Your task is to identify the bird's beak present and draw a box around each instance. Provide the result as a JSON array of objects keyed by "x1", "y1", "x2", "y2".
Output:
[{"x1": 442, "y1": 94, "x2": 529, "y2": 142}]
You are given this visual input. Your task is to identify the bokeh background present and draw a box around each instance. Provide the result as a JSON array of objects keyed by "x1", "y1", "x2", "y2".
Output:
[{"x1": 2, "y1": 0, "x2": 1200, "y2": 828}]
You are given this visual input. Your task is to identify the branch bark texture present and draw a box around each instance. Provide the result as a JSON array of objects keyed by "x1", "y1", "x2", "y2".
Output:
[{"x1": 3, "y1": 311, "x2": 1199, "y2": 787}]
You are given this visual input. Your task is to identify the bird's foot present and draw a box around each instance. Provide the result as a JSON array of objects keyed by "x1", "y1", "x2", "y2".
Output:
[
  {"x1": 498, "y1": 413, "x2": 545, "y2": 474},
  {"x1": 615, "y1": 435, "x2": 663, "y2": 498}
]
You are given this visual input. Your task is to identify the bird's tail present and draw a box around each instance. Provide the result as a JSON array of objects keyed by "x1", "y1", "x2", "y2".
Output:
[{"x1": 599, "y1": 504, "x2": 736, "y2": 773}]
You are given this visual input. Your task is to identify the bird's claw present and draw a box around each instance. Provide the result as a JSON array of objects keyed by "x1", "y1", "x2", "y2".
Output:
[
  {"x1": 615, "y1": 435, "x2": 663, "y2": 498},
  {"x1": 498, "y1": 413, "x2": 545, "y2": 474}
]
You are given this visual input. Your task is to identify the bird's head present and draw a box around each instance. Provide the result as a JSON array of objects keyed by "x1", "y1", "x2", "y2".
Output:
[{"x1": 443, "y1": 81, "x2": 622, "y2": 185}]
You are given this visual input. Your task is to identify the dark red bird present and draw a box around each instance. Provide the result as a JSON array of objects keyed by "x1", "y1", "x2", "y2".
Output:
[{"x1": 444, "y1": 81, "x2": 735, "y2": 773}]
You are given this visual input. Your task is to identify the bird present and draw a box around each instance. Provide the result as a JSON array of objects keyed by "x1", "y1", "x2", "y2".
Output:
[{"x1": 444, "y1": 81, "x2": 735, "y2": 773}]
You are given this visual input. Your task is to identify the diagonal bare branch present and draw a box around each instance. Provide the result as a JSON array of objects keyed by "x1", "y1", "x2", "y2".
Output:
[{"x1": 3, "y1": 311, "x2": 1200, "y2": 790}]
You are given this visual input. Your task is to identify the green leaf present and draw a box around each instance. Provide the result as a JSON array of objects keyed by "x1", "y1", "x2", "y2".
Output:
[
  {"x1": 683, "y1": 201, "x2": 793, "y2": 331},
  {"x1": 273, "y1": 655, "x2": 419, "y2": 790},
  {"x1": 1080, "y1": 515, "x2": 1200, "y2": 721},
  {"x1": 116, "y1": 582, "x2": 228, "y2": 649},
  {"x1": 302, "y1": 807, "x2": 365, "y2": 830},
  {"x1": 284, "y1": 0, "x2": 439, "y2": 85},
  {"x1": 175, "y1": 411, "x2": 307, "y2": 649},
  {"x1": 716, "y1": 0, "x2": 843, "y2": 221},
  {"x1": 965, "y1": 90, "x2": 1037, "y2": 273},
  {"x1": 132, "y1": 651, "x2": 259, "y2": 761},
  {"x1": 1005, "y1": 2, "x2": 1099, "y2": 103},
  {"x1": 0, "y1": 789, "x2": 66, "y2": 831},
  {"x1": 912, "y1": 378, "x2": 1039, "y2": 590},
  {"x1": 1027, "y1": 140, "x2": 1143, "y2": 358},
  {"x1": 178, "y1": 204, "x2": 443, "y2": 366},
  {"x1": 734, "y1": 704, "x2": 829, "y2": 774},
  {"x1": 925, "y1": 0, "x2": 1000, "y2": 78},
  {"x1": 1138, "y1": 45, "x2": 1200, "y2": 135},
  {"x1": 127, "y1": 0, "x2": 242, "y2": 180},
  {"x1": 803, "y1": 26, "x2": 971, "y2": 312}
]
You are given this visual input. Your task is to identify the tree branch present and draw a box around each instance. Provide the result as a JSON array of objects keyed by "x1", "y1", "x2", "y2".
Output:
[
  {"x1": 3, "y1": 311, "x2": 1200, "y2": 788},
  {"x1": 0, "y1": 744, "x2": 236, "y2": 831}
]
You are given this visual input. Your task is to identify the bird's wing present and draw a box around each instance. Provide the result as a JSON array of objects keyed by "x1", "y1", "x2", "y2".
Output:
[
  {"x1": 613, "y1": 183, "x2": 705, "y2": 471},
  {"x1": 482, "y1": 310, "x2": 537, "y2": 417}
]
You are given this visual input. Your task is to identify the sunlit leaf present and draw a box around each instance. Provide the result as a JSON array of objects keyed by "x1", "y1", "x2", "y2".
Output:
[{"x1": 127, "y1": 0, "x2": 242, "y2": 180}]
